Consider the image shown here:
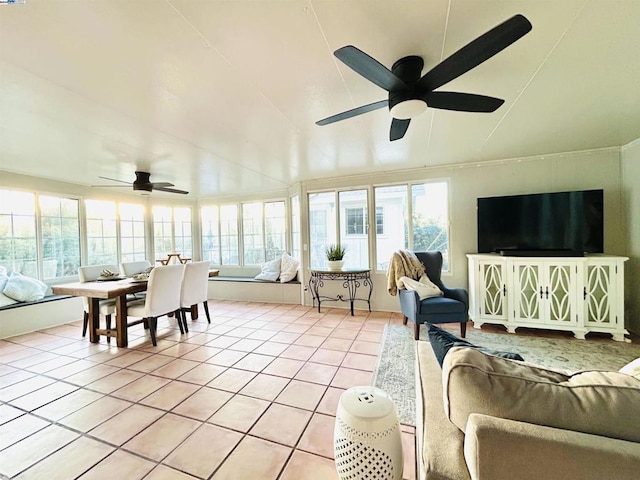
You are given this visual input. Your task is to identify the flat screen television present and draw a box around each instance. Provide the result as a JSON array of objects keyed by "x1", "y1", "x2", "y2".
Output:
[{"x1": 477, "y1": 189, "x2": 603, "y2": 256}]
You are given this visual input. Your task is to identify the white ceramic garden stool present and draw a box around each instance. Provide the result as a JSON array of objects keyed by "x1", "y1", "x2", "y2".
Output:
[{"x1": 334, "y1": 386, "x2": 403, "y2": 480}]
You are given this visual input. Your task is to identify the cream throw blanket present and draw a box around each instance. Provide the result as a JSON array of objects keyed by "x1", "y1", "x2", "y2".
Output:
[{"x1": 386, "y1": 250, "x2": 426, "y2": 296}]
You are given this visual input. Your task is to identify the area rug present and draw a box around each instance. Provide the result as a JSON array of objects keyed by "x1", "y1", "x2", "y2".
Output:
[{"x1": 373, "y1": 324, "x2": 640, "y2": 426}]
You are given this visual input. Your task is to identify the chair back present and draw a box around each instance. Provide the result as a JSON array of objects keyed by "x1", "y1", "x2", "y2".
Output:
[
  {"x1": 415, "y1": 252, "x2": 444, "y2": 289},
  {"x1": 180, "y1": 261, "x2": 210, "y2": 307},
  {"x1": 78, "y1": 264, "x2": 119, "y2": 310},
  {"x1": 78, "y1": 264, "x2": 120, "y2": 282},
  {"x1": 144, "y1": 264, "x2": 184, "y2": 318},
  {"x1": 120, "y1": 260, "x2": 152, "y2": 277}
]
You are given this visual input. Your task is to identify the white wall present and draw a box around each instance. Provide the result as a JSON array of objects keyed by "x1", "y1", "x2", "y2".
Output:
[{"x1": 622, "y1": 139, "x2": 640, "y2": 334}]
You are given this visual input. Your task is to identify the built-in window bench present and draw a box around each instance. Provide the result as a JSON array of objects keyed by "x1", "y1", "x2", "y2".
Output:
[
  {"x1": 208, "y1": 276, "x2": 302, "y2": 304},
  {"x1": 0, "y1": 294, "x2": 83, "y2": 339}
]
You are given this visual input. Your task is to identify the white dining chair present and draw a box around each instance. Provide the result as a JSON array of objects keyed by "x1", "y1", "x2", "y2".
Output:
[
  {"x1": 178, "y1": 261, "x2": 212, "y2": 332},
  {"x1": 120, "y1": 260, "x2": 152, "y2": 277},
  {"x1": 126, "y1": 263, "x2": 184, "y2": 346},
  {"x1": 78, "y1": 264, "x2": 118, "y2": 342}
]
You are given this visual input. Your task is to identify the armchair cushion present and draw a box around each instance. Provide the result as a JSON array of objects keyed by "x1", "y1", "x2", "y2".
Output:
[{"x1": 420, "y1": 297, "x2": 467, "y2": 315}]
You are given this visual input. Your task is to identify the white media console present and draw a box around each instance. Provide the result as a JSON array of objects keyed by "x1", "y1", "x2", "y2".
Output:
[{"x1": 467, "y1": 254, "x2": 629, "y2": 342}]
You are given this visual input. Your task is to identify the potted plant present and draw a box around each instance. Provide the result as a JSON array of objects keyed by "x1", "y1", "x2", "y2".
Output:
[{"x1": 325, "y1": 243, "x2": 346, "y2": 270}]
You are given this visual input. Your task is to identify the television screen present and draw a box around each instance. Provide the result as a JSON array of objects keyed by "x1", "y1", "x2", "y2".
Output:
[{"x1": 477, "y1": 190, "x2": 603, "y2": 254}]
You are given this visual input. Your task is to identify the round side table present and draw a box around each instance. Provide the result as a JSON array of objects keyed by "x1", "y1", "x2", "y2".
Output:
[{"x1": 334, "y1": 386, "x2": 403, "y2": 480}]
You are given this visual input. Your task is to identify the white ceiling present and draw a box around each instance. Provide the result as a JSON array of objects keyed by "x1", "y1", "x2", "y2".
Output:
[{"x1": 1, "y1": 0, "x2": 638, "y2": 198}]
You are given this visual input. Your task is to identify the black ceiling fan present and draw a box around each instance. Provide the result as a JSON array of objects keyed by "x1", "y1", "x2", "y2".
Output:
[
  {"x1": 94, "y1": 171, "x2": 188, "y2": 195},
  {"x1": 316, "y1": 14, "x2": 532, "y2": 141}
]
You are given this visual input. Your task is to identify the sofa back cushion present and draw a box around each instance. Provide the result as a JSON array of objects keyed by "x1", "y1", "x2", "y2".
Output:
[{"x1": 443, "y1": 346, "x2": 640, "y2": 443}]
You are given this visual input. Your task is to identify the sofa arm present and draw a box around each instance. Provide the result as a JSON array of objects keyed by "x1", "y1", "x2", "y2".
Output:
[
  {"x1": 464, "y1": 414, "x2": 640, "y2": 480},
  {"x1": 398, "y1": 288, "x2": 420, "y2": 318}
]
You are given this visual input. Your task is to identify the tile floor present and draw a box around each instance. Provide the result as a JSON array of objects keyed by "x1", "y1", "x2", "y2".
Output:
[{"x1": 0, "y1": 302, "x2": 417, "y2": 480}]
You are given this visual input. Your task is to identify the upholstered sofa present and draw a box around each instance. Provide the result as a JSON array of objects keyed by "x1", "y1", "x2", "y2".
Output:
[{"x1": 415, "y1": 341, "x2": 640, "y2": 480}]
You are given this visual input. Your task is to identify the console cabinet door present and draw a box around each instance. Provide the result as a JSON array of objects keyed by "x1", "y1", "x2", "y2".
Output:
[
  {"x1": 544, "y1": 262, "x2": 578, "y2": 327},
  {"x1": 477, "y1": 260, "x2": 508, "y2": 321},
  {"x1": 583, "y1": 259, "x2": 621, "y2": 329},
  {"x1": 511, "y1": 261, "x2": 577, "y2": 327},
  {"x1": 511, "y1": 262, "x2": 543, "y2": 323}
]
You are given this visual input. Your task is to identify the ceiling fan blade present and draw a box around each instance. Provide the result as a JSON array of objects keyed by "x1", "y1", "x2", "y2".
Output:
[
  {"x1": 98, "y1": 176, "x2": 131, "y2": 184},
  {"x1": 390, "y1": 118, "x2": 411, "y2": 141},
  {"x1": 154, "y1": 186, "x2": 189, "y2": 195},
  {"x1": 90, "y1": 184, "x2": 131, "y2": 187},
  {"x1": 334, "y1": 46, "x2": 407, "y2": 92},
  {"x1": 316, "y1": 100, "x2": 388, "y2": 126},
  {"x1": 417, "y1": 14, "x2": 532, "y2": 91},
  {"x1": 424, "y1": 91, "x2": 505, "y2": 112},
  {"x1": 149, "y1": 182, "x2": 174, "y2": 188}
]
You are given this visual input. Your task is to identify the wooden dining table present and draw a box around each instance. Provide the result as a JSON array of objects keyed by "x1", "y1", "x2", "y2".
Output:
[{"x1": 52, "y1": 279, "x2": 147, "y2": 347}]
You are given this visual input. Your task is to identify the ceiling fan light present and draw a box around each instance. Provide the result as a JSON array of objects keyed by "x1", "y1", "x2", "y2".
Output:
[{"x1": 389, "y1": 99, "x2": 427, "y2": 119}]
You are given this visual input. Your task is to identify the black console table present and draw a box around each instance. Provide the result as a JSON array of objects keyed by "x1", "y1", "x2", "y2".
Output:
[{"x1": 308, "y1": 268, "x2": 373, "y2": 316}]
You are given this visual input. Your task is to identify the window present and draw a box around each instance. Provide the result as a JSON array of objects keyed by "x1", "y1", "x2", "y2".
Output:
[
  {"x1": 374, "y1": 182, "x2": 449, "y2": 271},
  {"x1": 119, "y1": 203, "x2": 146, "y2": 263},
  {"x1": 242, "y1": 200, "x2": 286, "y2": 264},
  {"x1": 174, "y1": 207, "x2": 192, "y2": 258},
  {"x1": 376, "y1": 206, "x2": 384, "y2": 235},
  {"x1": 264, "y1": 201, "x2": 286, "y2": 261},
  {"x1": 153, "y1": 206, "x2": 192, "y2": 260},
  {"x1": 339, "y1": 190, "x2": 369, "y2": 268},
  {"x1": 0, "y1": 189, "x2": 37, "y2": 275},
  {"x1": 220, "y1": 205, "x2": 239, "y2": 265},
  {"x1": 374, "y1": 185, "x2": 408, "y2": 270},
  {"x1": 40, "y1": 195, "x2": 80, "y2": 278},
  {"x1": 242, "y1": 202, "x2": 264, "y2": 265},
  {"x1": 85, "y1": 200, "x2": 117, "y2": 266},
  {"x1": 345, "y1": 208, "x2": 366, "y2": 235},
  {"x1": 290, "y1": 195, "x2": 301, "y2": 261},
  {"x1": 308, "y1": 192, "x2": 335, "y2": 268},
  {"x1": 201, "y1": 206, "x2": 221, "y2": 265},
  {"x1": 412, "y1": 182, "x2": 449, "y2": 270}
]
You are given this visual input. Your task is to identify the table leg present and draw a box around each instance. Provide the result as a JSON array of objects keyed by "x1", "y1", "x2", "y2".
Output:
[
  {"x1": 88, "y1": 298, "x2": 99, "y2": 343},
  {"x1": 365, "y1": 272, "x2": 373, "y2": 312},
  {"x1": 115, "y1": 294, "x2": 128, "y2": 348},
  {"x1": 309, "y1": 274, "x2": 321, "y2": 313},
  {"x1": 346, "y1": 278, "x2": 357, "y2": 316}
]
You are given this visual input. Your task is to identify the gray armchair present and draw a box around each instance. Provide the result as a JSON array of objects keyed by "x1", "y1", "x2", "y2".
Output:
[{"x1": 398, "y1": 251, "x2": 469, "y2": 340}]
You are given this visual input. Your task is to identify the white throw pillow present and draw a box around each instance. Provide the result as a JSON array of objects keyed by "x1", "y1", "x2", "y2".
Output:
[
  {"x1": 280, "y1": 253, "x2": 299, "y2": 283},
  {"x1": 619, "y1": 358, "x2": 640, "y2": 379},
  {"x1": 254, "y1": 258, "x2": 281, "y2": 282},
  {"x1": 400, "y1": 275, "x2": 443, "y2": 300},
  {"x1": 3, "y1": 272, "x2": 48, "y2": 302},
  {"x1": 0, "y1": 273, "x2": 18, "y2": 307}
]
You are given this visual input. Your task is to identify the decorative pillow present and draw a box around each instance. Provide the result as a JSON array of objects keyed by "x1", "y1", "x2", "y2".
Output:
[
  {"x1": 0, "y1": 273, "x2": 18, "y2": 307},
  {"x1": 427, "y1": 324, "x2": 524, "y2": 367},
  {"x1": 442, "y1": 346, "x2": 640, "y2": 443},
  {"x1": 254, "y1": 258, "x2": 281, "y2": 282},
  {"x1": 400, "y1": 275, "x2": 443, "y2": 300},
  {"x1": 2, "y1": 272, "x2": 48, "y2": 302},
  {"x1": 619, "y1": 358, "x2": 640, "y2": 379},
  {"x1": 280, "y1": 253, "x2": 299, "y2": 283}
]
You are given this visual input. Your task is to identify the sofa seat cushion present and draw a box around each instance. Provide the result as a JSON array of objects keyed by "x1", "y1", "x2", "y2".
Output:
[
  {"x1": 443, "y1": 347, "x2": 640, "y2": 443},
  {"x1": 419, "y1": 297, "x2": 465, "y2": 315}
]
